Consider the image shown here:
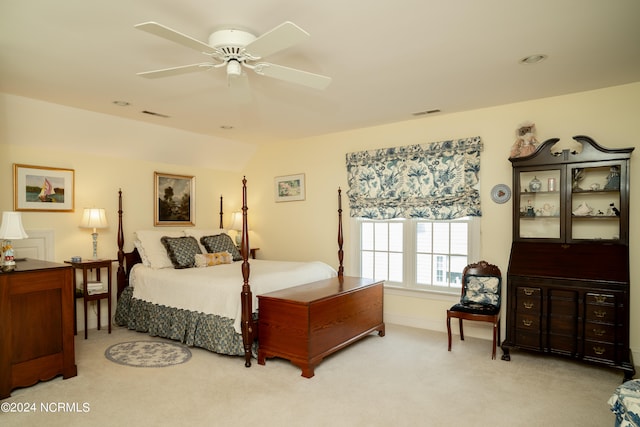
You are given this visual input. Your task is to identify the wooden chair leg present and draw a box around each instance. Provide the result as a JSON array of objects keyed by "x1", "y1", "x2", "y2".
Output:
[
  {"x1": 491, "y1": 322, "x2": 498, "y2": 360},
  {"x1": 459, "y1": 318, "x2": 464, "y2": 341},
  {"x1": 447, "y1": 314, "x2": 452, "y2": 351}
]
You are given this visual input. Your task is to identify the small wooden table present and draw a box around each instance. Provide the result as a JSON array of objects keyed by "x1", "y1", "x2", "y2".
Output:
[
  {"x1": 257, "y1": 276, "x2": 385, "y2": 378},
  {"x1": 65, "y1": 259, "x2": 113, "y2": 339}
]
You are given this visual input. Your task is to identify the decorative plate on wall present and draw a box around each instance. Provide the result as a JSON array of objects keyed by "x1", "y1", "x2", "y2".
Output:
[{"x1": 490, "y1": 184, "x2": 511, "y2": 204}]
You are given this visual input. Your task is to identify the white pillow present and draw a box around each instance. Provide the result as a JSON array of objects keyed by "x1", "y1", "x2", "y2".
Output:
[
  {"x1": 183, "y1": 228, "x2": 226, "y2": 253},
  {"x1": 134, "y1": 230, "x2": 184, "y2": 269}
]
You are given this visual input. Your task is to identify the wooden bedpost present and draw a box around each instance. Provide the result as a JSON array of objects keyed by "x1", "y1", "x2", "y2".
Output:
[
  {"x1": 240, "y1": 177, "x2": 253, "y2": 367},
  {"x1": 219, "y1": 195, "x2": 224, "y2": 229},
  {"x1": 117, "y1": 189, "x2": 126, "y2": 298},
  {"x1": 337, "y1": 187, "x2": 344, "y2": 277}
]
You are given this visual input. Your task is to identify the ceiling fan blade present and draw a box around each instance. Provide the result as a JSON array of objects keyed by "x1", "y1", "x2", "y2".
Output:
[
  {"x1": 252, "y1": 62, "x2": 331, "y2": 90},
  {"x1": 244, "y1": 21, "x2": 309, "y2": 59},
  {"x1": 135, "y1": 22, "x2": 215, "y2": 54},
  {"x1": 137, "y1": 63, "x2": 214, "y2": 79}
]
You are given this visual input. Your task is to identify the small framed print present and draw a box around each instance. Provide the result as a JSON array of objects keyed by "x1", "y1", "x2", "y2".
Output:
[
  {"x1": 154, "y1": 172, "x2": 195, "y2": 226},
  {"x1": 274, "y1": 173, "x2": 306, "y2": 202},
  {"x1": 13, "y1": 164, "x2": 75, "y2": 212}
]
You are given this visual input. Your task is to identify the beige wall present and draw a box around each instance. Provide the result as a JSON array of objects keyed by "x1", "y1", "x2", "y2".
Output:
[
  {"x1": 244, "y1": 82, "x2": 640, "y2": 358},
  {"x1": 1, "y1": 83, "x2": 639, "y2": 361}
]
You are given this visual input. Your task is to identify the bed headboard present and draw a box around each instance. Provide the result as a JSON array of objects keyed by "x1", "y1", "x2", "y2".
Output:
[{"x1": 115, "y1": 189, "x2": 226, "y2": 298}]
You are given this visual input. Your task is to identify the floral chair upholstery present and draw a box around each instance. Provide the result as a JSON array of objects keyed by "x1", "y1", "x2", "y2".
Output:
[{"x1": 447, "y1": 260, "x2": 502, "y2": 359}]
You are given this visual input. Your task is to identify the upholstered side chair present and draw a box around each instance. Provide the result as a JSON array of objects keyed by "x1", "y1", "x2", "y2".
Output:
[{"x1": 446, "y1": 260, "x2": 502, "y2": 359}]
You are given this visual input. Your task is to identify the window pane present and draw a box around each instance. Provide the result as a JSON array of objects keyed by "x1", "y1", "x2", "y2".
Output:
[
  {"x1": 416, "y1": 222, "x2": 431, "y2": 252},
  {"x1": 450, "y1": 222, "x2": 468, "y2": 254},
  {"x1": 361, "y1": 251, "x2": 374, "y2": 279},
  {"x1": 434, "y1": 255, "x2": 449, "y2": 286},
  {"x1": 362, "y1": 222, "x2": 374, "y2": 250},
  {"x1": 433, "y1": 223, "x2": 449, "y2": 253},
  {"x1": 389, "y1": 222, "x2": 403, "y2": 252},
  {"x1": 389, "y1": 252, "x2": 403, "y2": 282},
  {"x1": 374, "y1": 223, "x2": 388, "y2": 251},
  {"x1": 416, "y1": 253, "x2": 431, "y2": 284},
  {"x1": 374, "y1": 251, "x2": 388, "y2": 281},
  {"x1": 449, "y1": 255, "x2": 467, "y2": 287}
]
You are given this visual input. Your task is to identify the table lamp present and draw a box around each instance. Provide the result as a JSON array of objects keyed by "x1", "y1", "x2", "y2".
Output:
[
  {"x1": 229, "y1": 211, "x2": 243, "y2": 246},
  {"x1": 80, "y1": 208, "x2": 108, "y2": 259},
  {"x1": 0, "y1": 211, "x2": 29, "y2": 272}
]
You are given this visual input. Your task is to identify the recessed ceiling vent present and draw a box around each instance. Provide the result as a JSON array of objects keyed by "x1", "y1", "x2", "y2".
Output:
[{"x1": 141, "y1": 110, "x2": 170, "y2": 118}]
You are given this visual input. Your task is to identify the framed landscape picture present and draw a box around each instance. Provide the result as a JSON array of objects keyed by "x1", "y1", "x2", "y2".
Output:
[
  {"x1": 154, "y1": 172, "x2": 195, "y2": 226},
  {"x1": 274, "y1": 173, "x2": 305, "y2": 202},
  {"x1": 13, "y1": 164, "x2": 75, "y2": 212}
]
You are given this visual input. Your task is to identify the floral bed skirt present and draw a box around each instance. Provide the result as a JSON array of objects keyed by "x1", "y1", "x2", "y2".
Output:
[{"x1": 115, "y1": 286, "x2": 256, "y2": 356}]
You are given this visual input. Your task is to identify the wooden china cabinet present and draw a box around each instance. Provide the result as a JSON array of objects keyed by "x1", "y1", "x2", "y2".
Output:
[{"x1": 501, "y1": 135, "x2": 635, "y2": 380}]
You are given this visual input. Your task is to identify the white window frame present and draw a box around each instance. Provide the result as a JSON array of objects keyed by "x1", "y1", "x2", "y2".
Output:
[{"x1": 350, "y1": 217, "x2": 480, "y2": 295}]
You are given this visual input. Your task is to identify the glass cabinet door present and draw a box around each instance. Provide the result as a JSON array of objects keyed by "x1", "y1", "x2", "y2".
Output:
[
  {"x1": 569, "y1": 162, "x2": 621, "y2": 242},
  {"x1": 517, "y1": 169, "x2": 561, "y2": 240}
]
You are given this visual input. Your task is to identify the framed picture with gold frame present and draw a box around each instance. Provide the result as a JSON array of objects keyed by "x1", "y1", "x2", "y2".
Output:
[
  {"x1": 13, "y1": 164, "x2": 75, "y2": 212},
  {"x1": 154, "y1": 172, "x2": 195, "y2": 226}
]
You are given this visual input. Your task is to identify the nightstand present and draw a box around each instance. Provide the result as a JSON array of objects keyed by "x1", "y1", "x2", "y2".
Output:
[
  {"x1": 238, "y1": 247, "x2": 260, "y2": 259},
  {"x1": 64, "y1": 259, "x2": 113, "y2": 339}
]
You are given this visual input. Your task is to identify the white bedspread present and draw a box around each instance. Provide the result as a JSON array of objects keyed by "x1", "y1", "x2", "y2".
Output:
[{"x1": 130, "y1": 259, "x2": 337, "y2": 333}]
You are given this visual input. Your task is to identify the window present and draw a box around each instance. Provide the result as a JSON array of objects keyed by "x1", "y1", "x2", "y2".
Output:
[{"x1": 354, "y1": 217, "x2": 479, "y2": 293}]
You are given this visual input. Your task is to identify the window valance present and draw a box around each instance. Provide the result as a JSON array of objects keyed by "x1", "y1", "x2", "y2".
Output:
[{"x1": 346, "y1": 136, "x2": 483, "y2": 220}]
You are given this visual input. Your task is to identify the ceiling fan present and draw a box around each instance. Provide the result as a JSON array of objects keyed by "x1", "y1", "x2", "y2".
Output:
[{"x1": 134, "y1": 21, "x2": 332, "y2": 91}]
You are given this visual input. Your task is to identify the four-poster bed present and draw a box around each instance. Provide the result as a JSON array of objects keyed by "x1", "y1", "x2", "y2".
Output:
[{"x1": 115, "y1": 178, "x2": 384, "y2": 371}]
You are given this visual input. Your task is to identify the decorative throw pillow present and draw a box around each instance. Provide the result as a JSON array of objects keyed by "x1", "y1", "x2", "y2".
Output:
[
  {"x1": 194, "y1": 251, "x2": 233, "y2": 268},
  {"x1": 200, "y1": 234, "x2": 242, "y2": 261},
  {"x1": 184, "y1": 228, "x2": 227, "y2": 253},
  {"x1": 135, "y1": 230, "x2": 184, "y2": 268},
  {"x1": 160, "y1": 236, "x2": 202, "y2": 269},
  {"x1": 462, "y1": 275, "x2": 501, "y2": 307}
]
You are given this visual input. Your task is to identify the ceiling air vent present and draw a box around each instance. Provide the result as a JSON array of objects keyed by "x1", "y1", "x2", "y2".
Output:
[{"x1": 141, "y1": 110, "x2": 170, "y2": 118}]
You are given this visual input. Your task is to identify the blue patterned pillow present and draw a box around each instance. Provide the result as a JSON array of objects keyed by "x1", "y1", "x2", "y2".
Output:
[
  {"x1": 160, "y1": 236, "x2": 202, "y2": 269},
  {"x1": 462, "y1": 275, "x2": 501, "y2": 307},
  {"x1": 200, "y1": 234, "x2": 242, "y2": 261}
]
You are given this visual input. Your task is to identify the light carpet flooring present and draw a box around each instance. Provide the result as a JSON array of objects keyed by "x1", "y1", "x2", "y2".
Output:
[{"x1": 1, "y1": 323, "x2": 630, "y2": 427}]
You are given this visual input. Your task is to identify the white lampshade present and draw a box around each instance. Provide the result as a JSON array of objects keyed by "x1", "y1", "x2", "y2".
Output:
[
  {"x1": 80, "y1": 208, "x2": 108, "y2": 231},
  {"x1": 229, "y1": 211, "x2": 243, "y2": 231},
  {"x1": 0, "y1": 211, "x2": 29, "y2": 240}
]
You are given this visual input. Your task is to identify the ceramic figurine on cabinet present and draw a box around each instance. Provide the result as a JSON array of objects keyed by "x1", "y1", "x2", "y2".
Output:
[
  {"x1": 572, "y1": 202, "x2": 593, "y2": 216},
  {"x1": 529, "y1": 176, "x2": 542, "y2": 192},
  {"x1": 509, "y1": 121, "x2": 539, "y2": 158},
  {"x1": 572, "y1": 168, "x2": 585, "y2": 190},
  {"x1": 605, "y1": 166, "x2": 621, "y2": 190},
  {"x1": 608, "y1": 202, "x2": 620, "y2": 217}
]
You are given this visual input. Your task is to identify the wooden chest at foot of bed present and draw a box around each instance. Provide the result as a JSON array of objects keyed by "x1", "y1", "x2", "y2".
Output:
[{"x1": 257, "y1": 276, "x2": 385, "y2": 378}]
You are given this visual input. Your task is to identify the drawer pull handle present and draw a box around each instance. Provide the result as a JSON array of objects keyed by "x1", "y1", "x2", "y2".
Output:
[
  {"x1": 593, "y1": 346, "x2": 606, "y2": 355},
  {"x1": 523, "y1": 288, "x2": 534, "y2": 296},
  {"x1": 522, "y1": 319, "x2": 533, "y2": 327},
  {"x1": 594, "y1": 310, "x2": 607, "y2": 318},
  {"x1": 595, "y1": 295, "x2": 607, "y2": 303},
  {"x1": 523, "y1": 302, "x2": 534, "y2": 309},
  {"x1": 593, "y1": 329, "x2": 606, "y2": 337}
]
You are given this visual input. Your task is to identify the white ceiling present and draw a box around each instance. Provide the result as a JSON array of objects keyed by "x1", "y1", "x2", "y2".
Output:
[{"x1": 2, "y1": 1, "x2": 640, "y2": 153}]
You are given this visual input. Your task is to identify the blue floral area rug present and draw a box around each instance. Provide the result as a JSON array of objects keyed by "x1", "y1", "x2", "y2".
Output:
[{"x1": 105, "y1": 341, "x2": 192, "y2": 368}]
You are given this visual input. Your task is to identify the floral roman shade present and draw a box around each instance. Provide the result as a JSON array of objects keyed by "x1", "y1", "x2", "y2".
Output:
[{"x1": 346, "y1": 136, "x2": 483, "y2": 219}]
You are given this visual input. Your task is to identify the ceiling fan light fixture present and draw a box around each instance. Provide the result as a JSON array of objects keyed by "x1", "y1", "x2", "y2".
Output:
[{"x1": 226, "y1": 60, "x2": 242, "y2": 78}]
